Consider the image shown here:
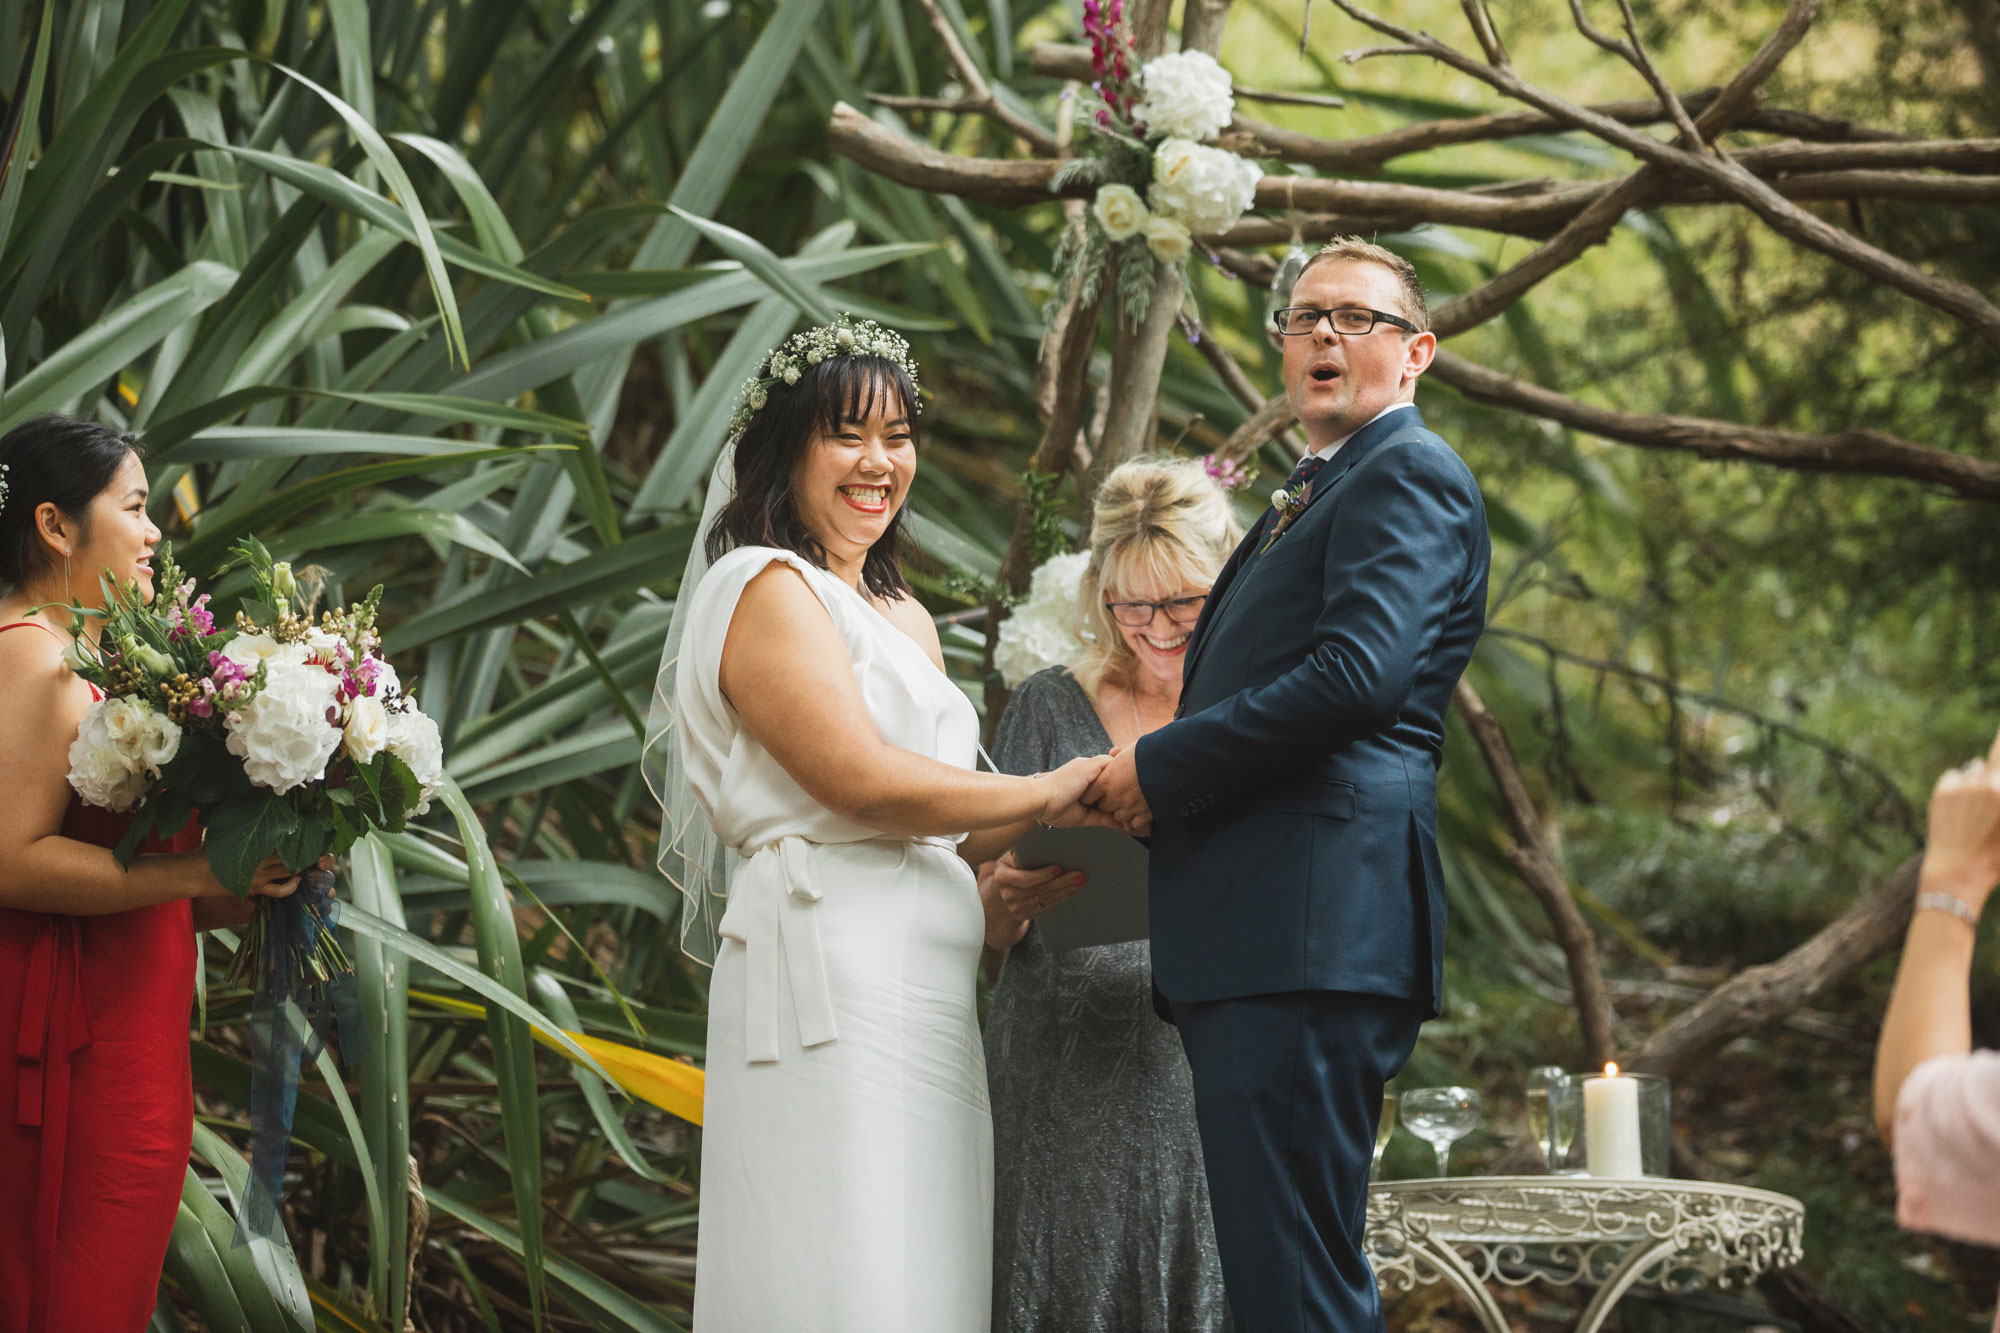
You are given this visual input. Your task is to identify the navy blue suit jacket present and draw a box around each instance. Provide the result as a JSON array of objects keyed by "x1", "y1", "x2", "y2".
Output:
[{"x1": 1134, "y1": 404, "x2": 1489, "y2": 1018}]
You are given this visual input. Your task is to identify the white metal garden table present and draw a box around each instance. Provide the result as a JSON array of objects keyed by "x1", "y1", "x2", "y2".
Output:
[{"x1": 1365, "y1": 1176, "x2": 1805, "y2": 1333}]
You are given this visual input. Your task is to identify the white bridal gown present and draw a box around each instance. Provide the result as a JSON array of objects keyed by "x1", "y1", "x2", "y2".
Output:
[{"x1": 678, "y1": 546, "x2": 993, "y2": 1332}]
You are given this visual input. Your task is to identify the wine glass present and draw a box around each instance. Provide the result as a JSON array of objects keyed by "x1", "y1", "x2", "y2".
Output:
[
  {"x1": 1526, "y1": 1065, "x2": 1564, "y2": 1172},
  {"x1": 1401, "y1": 1086, "x2": 1483, "y2": 1178},
  {"x1": 1371, "y1": 1091, "x2": 1398, "y2": 1183}
]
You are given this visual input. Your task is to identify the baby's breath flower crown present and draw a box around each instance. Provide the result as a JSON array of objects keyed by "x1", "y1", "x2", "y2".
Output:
[{"x1": 727, "y1": 314, "x2": 923, "y2": 440}]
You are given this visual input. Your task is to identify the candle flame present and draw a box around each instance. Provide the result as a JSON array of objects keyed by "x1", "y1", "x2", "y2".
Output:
[{"x1": 1605, "y1": 1062, "x2": 1619, "y2": 1077}]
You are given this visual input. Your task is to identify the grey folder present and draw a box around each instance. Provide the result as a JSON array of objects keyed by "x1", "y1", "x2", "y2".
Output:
[{"x1": 1013, "y1": 825, "x2": 1150, "y2": 953}]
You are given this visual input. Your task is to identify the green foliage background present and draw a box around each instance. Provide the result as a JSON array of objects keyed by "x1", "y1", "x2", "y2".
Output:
[{"x1": 0, "y1": 0, "x2": 1994, "y2": 1328}]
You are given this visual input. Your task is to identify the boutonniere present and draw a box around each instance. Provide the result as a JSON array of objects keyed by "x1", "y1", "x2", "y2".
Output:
[{"x1": 1259, "y1": 480, "x2": 1312, "y2": 553}]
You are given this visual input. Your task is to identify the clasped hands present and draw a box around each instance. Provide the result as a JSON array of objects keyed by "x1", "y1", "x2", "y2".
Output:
[{"x1": 1037, "y1": 747, "x2": 1153, "y2": 837}]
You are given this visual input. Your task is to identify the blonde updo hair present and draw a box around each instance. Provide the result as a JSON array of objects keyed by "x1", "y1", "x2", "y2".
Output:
[{"x1": 1072, "y1": 457, "x2": 1242, "y2": 697}]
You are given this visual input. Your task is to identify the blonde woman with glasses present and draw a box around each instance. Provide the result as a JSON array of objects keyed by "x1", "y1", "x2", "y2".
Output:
[{"x1": 978, "y1": 457, "x2": 1240, "y2": 1333}]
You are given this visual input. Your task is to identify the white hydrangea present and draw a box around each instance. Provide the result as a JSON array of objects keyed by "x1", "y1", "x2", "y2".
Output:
[
  {"x1": 67, "y1": 701, "x2": 150, "y2": 812},
  {"x1": 1147, "y1": 138, "x2": 1263, "y2": 237},
  {"x1": 225, "y1": 659, "x2": 342, "y2": 794},
  {"x1": 1132, "y1": 50, "x2": 1236, "y2": 142},
  {"x1": 994, "y1": 551, "x2": 1092, "y2": 689},
  {"x1": 385, "y1": 707, "x2": 446, "y2": 814}
]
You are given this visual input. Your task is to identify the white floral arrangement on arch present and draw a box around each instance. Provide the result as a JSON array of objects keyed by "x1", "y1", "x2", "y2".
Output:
[
  {"x1": 1050, "y1": 17, "x2": 1264, "y2": 329},
  {"x1": 994, "y1": 551, "x2": 1094, "y2": 689}
]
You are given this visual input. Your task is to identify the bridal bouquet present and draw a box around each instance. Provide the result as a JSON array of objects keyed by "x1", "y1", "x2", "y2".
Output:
[
  {"x1": 1049, "y1": 0, "x2": 1263, "y2": 326},
  {"x1": 64, "y1": 536, "x2": 442, "y2": 1239}
]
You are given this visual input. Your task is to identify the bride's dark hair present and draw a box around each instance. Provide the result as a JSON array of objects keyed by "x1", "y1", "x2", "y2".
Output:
[
  {"x1": 706, "y1": 353, "x2": 918, "y2": 600},
  {"x1": 0, "y1": 414, "x2": 145, "y2": 589}
]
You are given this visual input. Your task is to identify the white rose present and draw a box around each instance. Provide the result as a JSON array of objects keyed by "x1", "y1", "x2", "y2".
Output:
[
  {"x1": 385, "y1": 707, "x2": 446, "y2": 814},
  {"x1": 1143, "y1": 214, "x2": 1193, "y2": 264},
  {"x1": 136, "y1": 709, "x2": 182, "y2": 774},
  {"x1": 993, "y1": 552, "x2": 1092, "y2": 688},
  {"x1": 342, "y1": 695, "x2": 391, "y2": 763},
  {"x1": 1147, "y1": 138, "x2": 1263, "y2": 236},
  {"x1": 1092, "y1": 184, "x2": 1149, "y2": 241},
  {"x1": 222, "y1": 632, "x2": 310, "y2": 672},
  {"x1": 98, "y1": 696, "x2": 149, "y2": 755},
  {"x1": 1133, "y1": 49, "x2": 1236, "y2": 141},
  {"x1": 68, "y1": 702, "x2": 149, "y2": 812},
  {"x1": 225, "y1": 659, "x2": 342, "y2": 794}
]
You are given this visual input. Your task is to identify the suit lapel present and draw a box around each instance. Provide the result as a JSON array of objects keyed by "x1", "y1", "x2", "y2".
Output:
[{"x1": 1178, "y1": 405, "x2": 1424, "y2": 696}]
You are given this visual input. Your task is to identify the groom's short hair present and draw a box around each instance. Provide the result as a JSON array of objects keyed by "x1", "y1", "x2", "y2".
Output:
[{"x1": 1296, "y1": 238, "x2": 1430, "y2": 333}]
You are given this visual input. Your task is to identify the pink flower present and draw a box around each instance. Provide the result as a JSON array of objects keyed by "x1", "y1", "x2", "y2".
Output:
[{"x1": 1203, "y1": 454, "x2": 1259, "y2": 491}]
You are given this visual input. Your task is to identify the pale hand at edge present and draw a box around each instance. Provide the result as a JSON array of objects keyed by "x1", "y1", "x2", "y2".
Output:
[
  {"x1": 1036, "y1": 753, "x2": 1112, "y2": 827},
  {"x1": 1922, "y1": 725, "x2": 2000, "y2": 909}
]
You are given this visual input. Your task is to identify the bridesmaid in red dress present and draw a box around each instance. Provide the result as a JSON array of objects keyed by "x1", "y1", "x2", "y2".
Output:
[{"x1": 0, "y1": 416, "x2": 310, "y2": 1333}]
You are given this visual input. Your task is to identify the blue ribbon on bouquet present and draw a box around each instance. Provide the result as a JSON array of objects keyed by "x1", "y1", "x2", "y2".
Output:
[{"x1": 232, "y1": 869, "x2": 370, "y2": 1247}]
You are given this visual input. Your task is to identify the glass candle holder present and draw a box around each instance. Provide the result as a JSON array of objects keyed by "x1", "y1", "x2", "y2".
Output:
[{"x1": 1549, "y1": 1072, "x2": 1671, "y2": 1178}]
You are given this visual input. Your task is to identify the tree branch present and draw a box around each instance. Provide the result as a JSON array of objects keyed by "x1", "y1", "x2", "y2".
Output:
[
  {"x1": 1179, "y1": 0, "x2": 1236, "y2": 57},
  {"x1": 1327, "y1": 0, "x2": 2000, "y2": 352},
  {"x1": 1426, "y1": 349, "x2": 2000, "y2": 503},
  {"x1": 1213, "y1": 390, "x2": 1300, "y2": 462},
  {"x1": 1624, "y1": 854, "x2": 1921, "y2": 1077},
  {"x1": 828, "y1": 106, "x2": 1999, "y2": 246},
  {"x1": 1454, "y1": 679, "x2": 1619, "y2": 1067},
  {"x1": 907, "y1": 0, "x2": 1059, "y2": 156},
  {"x1": 1187, "y1": 322, "x2": 1308, "y2": 456},
  {"x1": 1026, "y1": 41, "x2": 1344, "y2": 108}
]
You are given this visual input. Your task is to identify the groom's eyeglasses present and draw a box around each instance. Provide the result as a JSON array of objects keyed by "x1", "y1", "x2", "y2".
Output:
[
  {"x1": 1272, "y1": 305, "x2": 1418, "y2": 337},
  {"x1": 1105, "y1": 595, "x2": 1207, "y2": 628}
]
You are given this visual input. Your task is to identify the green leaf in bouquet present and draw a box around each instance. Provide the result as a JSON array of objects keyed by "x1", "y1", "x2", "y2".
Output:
[
  {"x1": 204, "y1": 792, "x2": 302, "y2": 897},
  {"x1": 113, "y1": 804, "x2": 165, "y2": 869},
  {"x1": 163, "y1": 733, "x2": 254, "y2": 807},
  {"x1": 348, "y1": 752, "x2": 421, "y2": 833},
  {"x1": 277, "y1": 811, "x2": 333, "y2": 874},
  {"x1": 325, "y1": 799, "x2": 359, "y2": 858}
]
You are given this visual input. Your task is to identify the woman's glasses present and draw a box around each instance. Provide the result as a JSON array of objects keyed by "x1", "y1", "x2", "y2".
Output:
[{"x1": 1104, "y1": 595, "x2": 1207, "y2": 628}]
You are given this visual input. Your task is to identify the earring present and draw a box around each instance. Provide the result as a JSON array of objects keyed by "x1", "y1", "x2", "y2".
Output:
[{"x1": 64, "y1": 557, "x2": 71, "y2": 604}]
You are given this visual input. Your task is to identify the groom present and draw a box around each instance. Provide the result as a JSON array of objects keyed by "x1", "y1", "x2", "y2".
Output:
[{"x1": 1084, "y1": 238, "x2": 1490, "y2": 1331}]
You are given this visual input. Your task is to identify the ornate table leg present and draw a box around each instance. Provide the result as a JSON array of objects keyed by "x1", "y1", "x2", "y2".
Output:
[
  {"x1": 1574, "y1": 1237, "x2": 1680, "y2": 1333},
  {"x1": 1405, "y1": 1234, "x2": 1513, "y2": 1333}
]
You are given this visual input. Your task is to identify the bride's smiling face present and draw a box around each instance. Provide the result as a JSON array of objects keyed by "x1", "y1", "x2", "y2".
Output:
[{"x1": 791, "y1": 387, "x2": 916, "y2": 571}]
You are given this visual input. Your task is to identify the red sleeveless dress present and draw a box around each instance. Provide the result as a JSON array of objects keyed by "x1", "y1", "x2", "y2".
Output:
[{"x1": 0, "y1": 621, "x2": 204, "y2": 1333}]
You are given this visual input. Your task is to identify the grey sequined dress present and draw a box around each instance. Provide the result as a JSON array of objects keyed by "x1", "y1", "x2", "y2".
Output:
[{"x1": 985, "y1": 666, "x2": 1226, "y2": 1333}]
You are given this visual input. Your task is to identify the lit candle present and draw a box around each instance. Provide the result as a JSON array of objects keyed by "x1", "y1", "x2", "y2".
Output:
[{"x1": 1584, "y1": 1062, "x2": 1642, "y2": 1178}]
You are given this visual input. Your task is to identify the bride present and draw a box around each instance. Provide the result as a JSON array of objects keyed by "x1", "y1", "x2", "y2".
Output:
[{"x1": 644, "y1": 316, "x2": 1107, "y2": 1331}]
